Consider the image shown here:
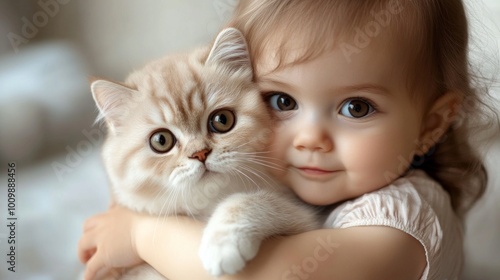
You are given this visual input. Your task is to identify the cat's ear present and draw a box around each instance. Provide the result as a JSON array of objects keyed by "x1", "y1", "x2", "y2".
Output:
[
  {"x1": 91, "y1": 79, "x2": 138, "y2": 133},
  {"x1": 206, "y1": 27, "x2": 252, "y2": 80}
]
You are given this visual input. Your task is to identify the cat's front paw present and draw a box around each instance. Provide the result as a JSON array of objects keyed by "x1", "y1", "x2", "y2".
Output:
[{"x1": 199, "y1": 227, "x2": 261, "y2": 277}]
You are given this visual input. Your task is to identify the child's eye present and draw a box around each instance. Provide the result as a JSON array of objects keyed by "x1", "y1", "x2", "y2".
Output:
[
  {"x1": 339, "y1": 98, "x2": 376, "y2": 118},
  {"x1": 267, "y1": 92, "x2": 298, "y2": 111}
]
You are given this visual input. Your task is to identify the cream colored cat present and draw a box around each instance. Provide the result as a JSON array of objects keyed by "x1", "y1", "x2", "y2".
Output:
[{"x1": 90, "y1": 28, "x2": 319, "y2": 279}]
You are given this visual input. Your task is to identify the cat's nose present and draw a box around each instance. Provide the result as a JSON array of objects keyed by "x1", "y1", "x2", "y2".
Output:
[{"x1": 189, "y1": 149, "x2": 212, "y2": 163}]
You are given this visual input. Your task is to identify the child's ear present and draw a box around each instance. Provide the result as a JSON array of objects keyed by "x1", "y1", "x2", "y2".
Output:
[{"x1": 416, "y1": 92, "x2": 461, "y2": 156}]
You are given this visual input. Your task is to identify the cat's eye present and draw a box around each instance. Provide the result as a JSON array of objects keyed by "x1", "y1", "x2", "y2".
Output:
[
  {"x1": 339, "y1": 98, "x2": 376, "y2": 118},
  {"x1": 149, "y1": 129, "x2": 176, "y2": 153},
  {"x1": 209, "y1": 109, "x2": 236, "y2": 133},
  {"x1": 268, "y1": 92, "x2": 298, "y2": 111}
]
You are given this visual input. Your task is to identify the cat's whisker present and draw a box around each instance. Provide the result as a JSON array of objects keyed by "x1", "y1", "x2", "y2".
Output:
[
  {"x1": 231, "y1": 169, "x2": 255, "y2": 192},
  {"x1": 232, "y1": 157, "x2": 284, "y2": 177},
  {"x1": 242, "y1": 158, "x2": 285, "y2": 171},
  {"x1": 154, "y1": 189, "x2": 180, "y2": 238},
  {"x1": 234, "y1": 151, "x2": 287, "y2": 165},
  {"x1": 231, "y1": 138, "x2": 260, "y2": 150},
  {"x1": 155, "y1": 185, "x2": 174, "y2": 215},
  {"x1": 240, "y1": 156, "x2": 282, "y2": 164},
  {"x1": 153, "y1": 191, "x2": 171, "y2": 243},
  {"x1": 234, "y1": 150, "x2": 272, "y2": 155},
  {"x1": 237, "y1": 152, "x2": 271, "y2": 157},
  {"x1": 183, "y1": 187, "x2": 198, "y2": 219},
  {"x1": 152, "y1": 183, "x2": 173, "y2": 214},
  {"x1": 238, "y1": 164, "x2": 278, "y2": 190},
  {"x1": 247, "y1": 153, "x2": 286, "y2": 162},
  {"x1": 154, "y1": 187, "x2": 186, "y2": 241},
  {"x1": 247, "y1": 165, "x2": 281, "y2": 188},
  {"x1": 172, "y1": 187, "x2": 184, "y2": 218},
  {"x1": 232, "y1": 165, "x2": 270, "y2": 190},
  {"x1": 225, "y1": 166, "x2": 250, "y2": 188}
]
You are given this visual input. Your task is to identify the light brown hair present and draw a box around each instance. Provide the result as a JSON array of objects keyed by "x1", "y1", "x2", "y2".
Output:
[{"x1": 227, "y1": 0, "x2": 499, "y2": 217}]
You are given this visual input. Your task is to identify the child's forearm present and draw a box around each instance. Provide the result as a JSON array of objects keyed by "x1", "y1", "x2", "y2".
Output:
[
  {"x1": 135, "y1": 216, "x2": 209, "y2": 279},
  {"x1": 135, "y1": 215, "x2": 425, "y2": 280},
  {"x1": 136, "y1": 215, "x2": 320, "y2": 279}
]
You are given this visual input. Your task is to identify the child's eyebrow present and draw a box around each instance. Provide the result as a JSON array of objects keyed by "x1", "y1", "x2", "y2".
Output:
[
  {"x1": 335, "y1": 84, "x2": 392, "y2": 96},
  {"x1": 256, "y1": 78, "x2": 294, "y2": 91},
  {"x1": 258, "y1": 78, "x2": 391, "y2": 97}
]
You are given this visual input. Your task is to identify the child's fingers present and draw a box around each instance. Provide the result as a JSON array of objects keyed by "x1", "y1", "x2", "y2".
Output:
[
  {"x1": 78, "y1": 213, "x2": 109, "y2": 263},
  {"x1": 82, "y1": 214, "x2": 105, "y2": 231},
  {"x1": 84, "y1": 253, "x2": 109, "y2": 280},
  {"x1": 78, "y1": 229, "x2": 98, "y2": 263},
  {"x1": 79, "y1": 248, "x2": 96, "y2": 264}
]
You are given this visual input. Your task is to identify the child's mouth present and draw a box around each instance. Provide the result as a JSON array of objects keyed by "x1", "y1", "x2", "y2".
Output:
[{"x1": 296, "y1": 167, "x2": 337, "y2": 176}]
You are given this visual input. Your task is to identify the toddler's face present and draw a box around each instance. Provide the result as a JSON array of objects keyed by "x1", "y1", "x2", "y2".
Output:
[{"x1": 257, "y1": 36, "x2": 426, "y2": 205}]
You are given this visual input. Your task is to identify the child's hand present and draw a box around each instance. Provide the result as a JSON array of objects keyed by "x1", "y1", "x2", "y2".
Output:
[{"x1": 77, "y1": 205, "x2": 144, "y2": 280}]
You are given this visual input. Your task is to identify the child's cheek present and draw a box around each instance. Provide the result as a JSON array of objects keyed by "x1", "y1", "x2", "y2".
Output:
[
  {"x1": 338, "y1": 130, "x2": 415, "y2": 186},
  {"x1": 267, "y1": 125, "x2": 289, "y2": 177}
]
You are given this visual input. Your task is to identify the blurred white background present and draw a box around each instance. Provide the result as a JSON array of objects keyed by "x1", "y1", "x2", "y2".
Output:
[{"x1": 0, "y1": 0, "x2": 498, "y2": 279}]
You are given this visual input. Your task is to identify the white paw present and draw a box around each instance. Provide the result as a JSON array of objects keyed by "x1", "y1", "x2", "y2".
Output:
[{"x1": 199, "y1": 227, "x2": 261, "y2": 277}]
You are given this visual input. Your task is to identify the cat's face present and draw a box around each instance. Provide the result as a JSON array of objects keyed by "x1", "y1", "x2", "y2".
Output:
[{"x1": 91, "y1": 29, "x2": 273, "y2": 214}]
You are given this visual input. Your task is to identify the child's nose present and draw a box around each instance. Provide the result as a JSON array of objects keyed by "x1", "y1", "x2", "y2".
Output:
[{"x1": 293, "y1": 123, "x2": 333, "y2": 152}]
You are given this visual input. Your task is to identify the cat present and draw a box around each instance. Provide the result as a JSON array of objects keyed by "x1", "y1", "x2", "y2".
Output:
[{"x1": 89, "y1": 28, "x2": 320, "y2": 279}]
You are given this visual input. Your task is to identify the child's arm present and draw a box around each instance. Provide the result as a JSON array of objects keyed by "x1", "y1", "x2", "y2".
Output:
[{"x1": 79, "y1": 206, "x2": 426, "y2": 280}]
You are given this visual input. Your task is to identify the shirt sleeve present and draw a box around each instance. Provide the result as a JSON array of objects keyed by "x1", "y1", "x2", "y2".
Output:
[{"x1": 324, "y1": 175, "x2": 445, "y2": 279}]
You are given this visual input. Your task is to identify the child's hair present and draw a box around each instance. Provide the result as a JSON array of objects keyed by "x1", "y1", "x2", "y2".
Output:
[{"x1": 227, "y1": 0, "x2": 500, "y2": 217}]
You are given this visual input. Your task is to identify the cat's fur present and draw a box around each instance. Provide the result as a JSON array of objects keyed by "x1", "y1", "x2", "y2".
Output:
[{"x1": 90, "y1": 28, "x2": 319, "y2": 279}]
